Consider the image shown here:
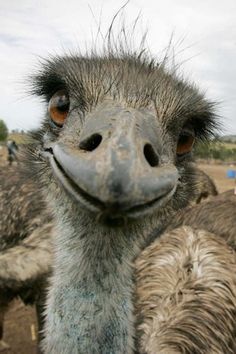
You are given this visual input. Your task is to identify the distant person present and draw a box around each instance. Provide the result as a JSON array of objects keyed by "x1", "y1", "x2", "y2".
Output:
[{"x1": 7, "y1": 140, "x2": 19, "y2": 166}]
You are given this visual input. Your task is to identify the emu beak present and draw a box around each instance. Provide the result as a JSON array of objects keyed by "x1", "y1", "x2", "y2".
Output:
[{"x1": 49, "y1": 102, "x2": 179, "y2": 217}]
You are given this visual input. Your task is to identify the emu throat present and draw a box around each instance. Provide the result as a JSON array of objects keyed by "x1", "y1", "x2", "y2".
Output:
[{"x1": 42, "y1": 215, "x2": 154, "y2": 354}]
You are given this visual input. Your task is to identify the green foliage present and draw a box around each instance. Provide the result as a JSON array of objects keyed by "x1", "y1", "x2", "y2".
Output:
[
  {"x1": 194, "y1": 140, "x2": 236, "y2": 161},
  {"x1": 0, "y1": 120, "x2": 8, "y2": 141}
]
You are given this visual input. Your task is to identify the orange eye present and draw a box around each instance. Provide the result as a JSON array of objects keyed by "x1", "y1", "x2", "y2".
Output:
[
  {"x1": 48, "y1": 90, "x2": 70, "y2": 127},
  {"x1": 177, "y1": 133, "x2": 195, "y2": 156}
]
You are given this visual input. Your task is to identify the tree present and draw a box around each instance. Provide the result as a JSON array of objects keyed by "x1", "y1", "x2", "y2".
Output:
[{"x1": 0, "y1": 120, "x2": 8, "y2": 141}]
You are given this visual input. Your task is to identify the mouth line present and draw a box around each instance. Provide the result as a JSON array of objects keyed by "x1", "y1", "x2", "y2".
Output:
[
  {"x1": 50, "y1": 153, "x2": 176, "y2": 217},
  {"x1": 50, "y1": 155, "x2": 105, "y2": 211}
]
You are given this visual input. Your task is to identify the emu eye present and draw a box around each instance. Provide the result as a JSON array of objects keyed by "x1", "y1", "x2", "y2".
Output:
[
  {"x1": 48, "y1": 90, "x2": 70, "y2": 127},
  {"x1": 177, "y1": 132, "x2": 195, "y2": 156}
]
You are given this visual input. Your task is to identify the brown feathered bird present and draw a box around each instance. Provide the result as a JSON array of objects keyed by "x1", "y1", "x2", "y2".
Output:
[
  {"x1": 135, "y1": 189, "x2": 236, "y2": 353},
  {"x1": 0, "y1": 161, "x2": 217, "y2": 352},
  {"x1": 135, "y1": 225, "x2": 236, "y2": 354},
  {"x1": 190, "y1": 165, "x2": 218, "y2": 204},
  {"x1": 0, "y1": 166, "x2": 53, "y2": 351},
  {"x1": 24, "y1": 32, "x2": 236, "y2": 354},
  {"x1": 2, "y1": 31, "x2": 235, "y2": 353}
]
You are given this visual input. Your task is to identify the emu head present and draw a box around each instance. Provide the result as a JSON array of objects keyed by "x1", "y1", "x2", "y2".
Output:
[{"x1": 30, "y1": 52, "x2": 217, "y2": 228}]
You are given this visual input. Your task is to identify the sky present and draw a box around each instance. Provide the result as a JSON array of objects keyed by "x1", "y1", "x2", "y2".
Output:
[{"x1": 0, "y1": 0, "x2": 236, "y2": 134}]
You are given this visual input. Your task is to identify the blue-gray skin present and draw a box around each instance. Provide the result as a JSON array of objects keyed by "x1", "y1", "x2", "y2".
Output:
[{"x1": 28, "y1": 45, "x2": 217, "y2": 353}]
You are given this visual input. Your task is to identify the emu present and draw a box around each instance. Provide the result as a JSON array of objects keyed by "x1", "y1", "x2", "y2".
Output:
[
  {"x1": 0, "y1": 163, "x2": 216, "y2": 352},
  {"x1": 0, "y1": 166, "x2": 53, "y2": 351},
  {"x1": 0, "y1": 185, "x2": 232, "y2": 354},
  {"x1": 168, "y1": 189, "x2": 236, "y2": 248},
  {"x1": 15, "y1": 40, "x2": 236, "y2": 352},
  {"x1": 190, "y1": 166, "x2": 218, "y2": 203},
  {"x1": 135, "y1": 190, "x2": 236, "y2": 353},
  {"x1": 135, "y1": 225, "x2": 236, "y2": 354}
]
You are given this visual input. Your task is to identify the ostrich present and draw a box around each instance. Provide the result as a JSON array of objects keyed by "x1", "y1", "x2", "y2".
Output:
[
  {"x1": 26, "y1": 40, "x2": 229, "y2": 353},
  {"x1": 0, "y1": 166, "x2": 53, "y2": 351}
]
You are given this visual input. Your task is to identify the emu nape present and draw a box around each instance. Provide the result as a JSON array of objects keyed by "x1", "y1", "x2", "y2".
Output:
[{"x1": 25, "y1": 43, "x2": 236, "y2": 354}]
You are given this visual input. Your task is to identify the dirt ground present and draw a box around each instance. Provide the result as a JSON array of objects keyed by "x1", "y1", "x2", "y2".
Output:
[
  {"x1": 1, "y1": 301, "x2": 38, "y2": 354},
  {"x1": 1, "y1": 145, "x2": 236, "y2": 353}
]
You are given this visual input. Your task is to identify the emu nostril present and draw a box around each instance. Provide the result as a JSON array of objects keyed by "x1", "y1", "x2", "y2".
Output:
[
  {"x1": 79, "y1": 133, "x2": 102, "y2": 152},
  {"x1": 143, "y1": 144, "x2": 159, "y2": 167}
]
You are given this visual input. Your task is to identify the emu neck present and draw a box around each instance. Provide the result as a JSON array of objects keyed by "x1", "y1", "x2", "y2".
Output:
[{"x1": 44, "y1": 214, "x2": 159, "y2": 354}]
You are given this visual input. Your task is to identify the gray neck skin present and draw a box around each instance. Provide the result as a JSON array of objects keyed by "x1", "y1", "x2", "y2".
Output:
[{"x1": 42, "y1": 208, "x2": 164, "y2": 354}]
